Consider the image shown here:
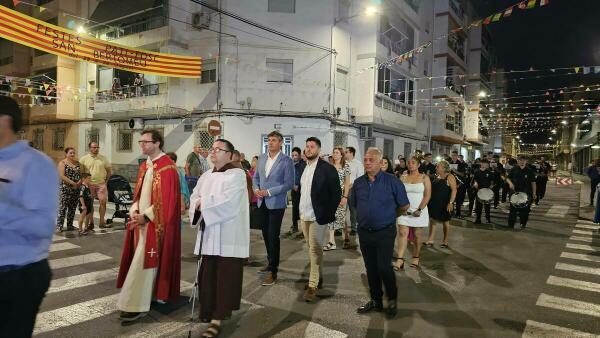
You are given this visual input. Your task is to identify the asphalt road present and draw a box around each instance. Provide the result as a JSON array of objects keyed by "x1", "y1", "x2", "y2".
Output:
[{"x1": 34, "y1": 182, "x2": 600, "y2": 337}]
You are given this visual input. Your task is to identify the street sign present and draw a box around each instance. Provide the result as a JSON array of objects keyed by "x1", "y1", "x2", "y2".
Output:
[
  {"x1": 207, "y1": 120, "x2": 222, "y2": 136},
  {"x1": 556, "y1": 177, "x2": 573, "y2": 185}
]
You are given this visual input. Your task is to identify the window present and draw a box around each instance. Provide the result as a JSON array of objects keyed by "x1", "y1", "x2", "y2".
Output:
[
  {"x1": 334, "y1": 131, "x2": 347, "y2": 147},
  {"x1": 266, "y1": 58, "x2": 293, "y2": 83},
  {"x1": 262, "y1": 135, "x2": 293, "y2": 156},
  {"x1": 336, "y1": 67, "x2": 348, "y2": 90},
  {"x1": 445, "y1": 109, "x2": 463, "y2": 134},
  {"x1": 53, "y1": 128, "x2": 65, "y2": 151},
  {"x1": 364, "y1": 139, "x2": 376, "y2": 150},
  {"x1": 268, "y1": 0, "x2": 295, "y2": 13},
  {"x1": 201, "y1": 58, "x2": 216, "y2": 84},
  {"x1": 383, "y1": 139, "x2": 394, "y2": 159},
  {"x1": 195, "y1": 130, "x2": 215, "y2": 149},
  {"x1": 404, "y1": 142, "x2": 412, "y2": 159},
  {"x1": 33, "y1": 129, "x2": 44, "y2": 150},
  {"x1": 377, "y1": 66, "x2": 415, "y2": 105},
  {"x1": 87, "y1": 128, "x2": 99, "y2": 146},
  {"x1": 118, "y1": 130, "x2": 133, "y2": 151}
]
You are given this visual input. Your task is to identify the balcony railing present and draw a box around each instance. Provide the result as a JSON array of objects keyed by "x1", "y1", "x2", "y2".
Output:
[
  {"x1": 95, "y1": 16, "x2": 167, "y2": 41},
  {"x1": 96, "y1": 83, "x2": 165, "y2": 103},
  {"x1": 374, "y1": 93, "x2": 413, "y2": 117},
  {"x1": 448, "y1": 35, "x2": 465, "y2": 60},
  {"x1": 449, "y1": 0, "x2": 464, "y2": 21},
  {"x1": 445, "y1": 76, "x2": 464, "y2": 96}
]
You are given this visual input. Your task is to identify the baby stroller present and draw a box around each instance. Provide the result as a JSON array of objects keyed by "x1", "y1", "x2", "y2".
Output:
[{"x1": 106, "y1": 174, "x2": 134, "y2": 224}]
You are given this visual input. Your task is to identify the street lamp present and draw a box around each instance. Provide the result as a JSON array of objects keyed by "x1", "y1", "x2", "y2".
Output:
[
  {"x1": 478, "y1": 91, "x2": 487, "y2": 98},
  {"x1": 335, "y1": 5, "x2": 379, "y2": 24},
  {"x1": 365, "y1": 6, "x2": 378, "y2": 16},
  {"x1": 76, "y1": 26, "x2": 87, "y2": 34},
  {"x1": 561, "y1": 120, "x2": 568, "y2": 125}
]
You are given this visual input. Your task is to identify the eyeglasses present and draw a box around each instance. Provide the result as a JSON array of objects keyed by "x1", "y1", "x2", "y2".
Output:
[
  {"x1": 209, "y1": 147, "x2": 230, "y2": 153},
  {"x1": 138, "y1": 140, "x2": 155, "y2": 145}
]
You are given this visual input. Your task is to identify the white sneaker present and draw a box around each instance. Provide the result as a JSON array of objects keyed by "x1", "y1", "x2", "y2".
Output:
[{"x1": 323, "y1": 242, "x2": 337, "y2": 251}]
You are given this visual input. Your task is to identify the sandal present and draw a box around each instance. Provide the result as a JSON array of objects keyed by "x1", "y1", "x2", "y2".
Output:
[
  {"x1": 201, "y1": 323, "x2": 221, "y2": 338},
  {"x1": 440, "y1": 243, "x2": 450, "y2": 249},
  {"x1": 393, "y1": 258, "x2": 405, "y2": 271},
  {"x1": 410, "y1": 256, "x2": 420, "y2": 269},
  {"x1": 323, "y1": 242, "x2": 337, "y2": 251},
  {"x1": 423, "y1": 242, "x2": 434, "y2": 247}
]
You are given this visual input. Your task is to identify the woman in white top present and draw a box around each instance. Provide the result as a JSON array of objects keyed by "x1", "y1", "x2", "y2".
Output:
[{"x1": 394, "y1": 157, "x2": 431, "y2": 270}]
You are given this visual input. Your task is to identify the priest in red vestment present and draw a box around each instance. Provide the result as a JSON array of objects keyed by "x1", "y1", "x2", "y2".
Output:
[{"x1": 116, "y1": 129, "x2": 181, "y2": 322}]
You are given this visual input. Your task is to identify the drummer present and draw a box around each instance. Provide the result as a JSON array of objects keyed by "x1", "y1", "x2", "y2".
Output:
[
  {"x1": 473, "y1": 159, "x2": 493, "y2": 224},
  {"x1": 450, "y1": 151, "x2": 468, "y2": 219},
  {"x1": 506, "y1": 155, "x2": 537, "y2": 230}
]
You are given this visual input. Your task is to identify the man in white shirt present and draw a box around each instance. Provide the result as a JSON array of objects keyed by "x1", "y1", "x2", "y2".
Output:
[
  {"x1": 345, "y1": 146, "x2": 363, "y2": 236},
  {"x1": 299, "y1": 137, "x2": 341, "y2": 302},
  {"x1": 189, "y1": 139, "x2": 250, "y2": 337}
]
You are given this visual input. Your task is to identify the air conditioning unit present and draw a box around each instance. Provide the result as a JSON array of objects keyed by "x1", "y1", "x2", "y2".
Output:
[
  {"x1": 192, "y1": 12, "x2": 211, "y2": 30},
  {"x1": 128, "y1": 118, "x2": 144, "y2": 130},
  {"x1": 359, "y1": 125, "x2": 373, "y2": 140}
]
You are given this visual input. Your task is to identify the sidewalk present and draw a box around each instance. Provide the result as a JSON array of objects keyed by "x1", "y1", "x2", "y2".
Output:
[{"x1": 557, "y1": 170, "x2": 595, "y2": 220}]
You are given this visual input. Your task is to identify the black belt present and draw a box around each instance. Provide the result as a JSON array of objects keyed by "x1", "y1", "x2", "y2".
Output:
[{"x1": 359, "y1": 223, "x2": 395, "y2": 233}]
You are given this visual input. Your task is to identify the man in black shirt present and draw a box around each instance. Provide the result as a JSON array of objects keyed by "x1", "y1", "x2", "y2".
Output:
[
  {"x1": 473, "y1": 160, "x2": 494, "y2": 224},
  {"x1": 506, "y1": 155, "x2": 537, "y2": 229},
  {"x1": 490, "y1": 155, "x2": 505, "y2": 208},
  {"x1": 535, "y1": 156, "x2": 551, "y2": 204},
  {"x1": 450, "y1": 151, "x2": 468, "y2": 218},
  {"x1": 467, "y1": 159, "x2": 481, "y2": 217},
  {"x1": 419, "y1": 153, "x2": 437, "y2": 181}
]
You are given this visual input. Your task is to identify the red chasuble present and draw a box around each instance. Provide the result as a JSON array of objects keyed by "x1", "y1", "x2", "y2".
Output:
[{"x1": 116, "y1": 155, "x2": 182, "y2": 302}]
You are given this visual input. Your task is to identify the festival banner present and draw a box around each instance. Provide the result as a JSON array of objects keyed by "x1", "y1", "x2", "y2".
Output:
[{"x1": 0, "y1": 5, "x2": 201, "y2": 78}]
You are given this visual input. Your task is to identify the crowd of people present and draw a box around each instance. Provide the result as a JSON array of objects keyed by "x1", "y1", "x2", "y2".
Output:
[{"x1": 1, "y1": 92, "x2": 557, "y2": 337}]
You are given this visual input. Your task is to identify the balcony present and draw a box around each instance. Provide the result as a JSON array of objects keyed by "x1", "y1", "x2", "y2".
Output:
[
  {"x1": 375, "y1": 93, "x2": 413, "y2": 117},
  {"x1": 93, "y1": 83, "x2": 168, "y2": 118},
  {"x1": 366, "y1": 93, "x2": 416, "y2": 132},
  {"x1": 449, "y1": 0, "x2": 465, "y2": 25},
  {"x1": 445, "y1": 76, "x2": 464, "y2": 97},
  {"x1": 448, "y1": 35, "x2": 465, "y2": 61},
  {"x1": 95, "y1": 16, "x2": 167, "y2": 41}
]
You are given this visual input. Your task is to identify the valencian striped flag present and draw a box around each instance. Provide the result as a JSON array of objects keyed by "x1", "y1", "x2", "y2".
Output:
[{"x1": 0, "y1": 5, "x2": 202, "y2": 78}]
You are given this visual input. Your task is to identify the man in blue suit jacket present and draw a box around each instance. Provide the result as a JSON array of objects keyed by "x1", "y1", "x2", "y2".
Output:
[{"x1": 253, "y1": 131, "x2": 294, "y2": 286}]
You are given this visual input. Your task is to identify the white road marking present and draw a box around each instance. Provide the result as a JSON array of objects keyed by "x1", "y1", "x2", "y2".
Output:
[
  {"x1": 575, "y1": 224, "x2": 600, "y2": 230},
  {"x1": 304, "y1": 321, "x2": 348, "y2": 338},
  {"x1": 569, "y1": 236, "x2": 596, "y2": 243},
  {"x1": 34, "y1": 281, "x2": 194, "y2": 335},
  {"x1": 566, "y1": 243, "x2": 600, "y2": 252},
  {"x1": 572, "y1": 229, "x2": 594, "y2": 236},
  {"x1": 544, "y1": 205, "x2": 570, "y2": 218},
  {"x1": 560, "y1": 252, "x2": 600, "y2": 263},
  {"x1": 50, "y1": 253, "x2": 112, "y2": 269},
  {"x1": 555, "y1": 262, "x2": 600, "y2": 276},
  {"x1": 52, "y1": 234, "x2": 65, "y2": 242},
  {"x1": 547, "y1": 275, "x2": 600, "y2": 294},
  {"x1": 48, "y1": 269, "x2": 118, "y2": 294},
  {"x1": 49, "y1": 242, "x2": 80, "y2": 253},
  {"x1": 536, "y1": 293, "x2": 600, "y2": 318},
  {"x1": 577, "y1": 219, "x2": 598, "y2": 225},
  {"x1": 522, "y1": 320, "x2": 598, "y2": 338}
]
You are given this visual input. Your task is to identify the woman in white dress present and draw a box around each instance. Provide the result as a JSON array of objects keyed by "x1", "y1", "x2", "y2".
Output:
[{"x1": 394, "y1": 156, "x2": 431, "y2": 270}]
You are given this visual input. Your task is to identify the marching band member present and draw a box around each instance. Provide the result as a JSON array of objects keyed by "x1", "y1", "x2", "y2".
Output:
[
  {"x1": 472, "y1": 159, "x2": 494, "y2": 224},
  {"x1": 506, "y1": 155, "x2": 536, "y2": 230}
]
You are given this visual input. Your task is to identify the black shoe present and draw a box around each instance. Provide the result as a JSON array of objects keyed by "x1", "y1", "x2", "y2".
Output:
[
  {"x1": 350, "y1": 230, "x2": 356, "y2": 236},
  {"x1": 386, "y1": 300, "x2": 397, "y2": 319},
  {"x1": 474, "y1": 219, "x2": 481, "y2": 224},
  {"x1": 357, "y1": 300, "x2": 383, "y2": 314},
  {"x1": 66, "y1": 226, "x2": 77, "y2": 231},
  {"x1": 520, "y1": 224, "x2": 526, "y2": 229},
  {"x1": 119, "y1": 311, "x2": 147, "y2": 322}
]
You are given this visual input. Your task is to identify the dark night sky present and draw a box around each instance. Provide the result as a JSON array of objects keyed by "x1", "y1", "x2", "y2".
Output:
[{"x1": 474, "y1": 0, "x2": 600, "y2": 144}]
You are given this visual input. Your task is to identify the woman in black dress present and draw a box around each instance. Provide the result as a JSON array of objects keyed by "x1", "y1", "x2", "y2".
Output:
[
  {"x1": 424, "y1": 160, "x2": 457, "y2": 248},
  {"x1": 381, "y1": 156, "x2": 394, "y2": 174},
  {"x1": 394, "y1": 157, "x2": 408, "y2": 177}
]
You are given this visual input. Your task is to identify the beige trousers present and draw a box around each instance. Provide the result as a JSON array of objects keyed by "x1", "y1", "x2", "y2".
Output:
[{"x1": 301, "y1": 220, "x2": 328, "y2": 288}]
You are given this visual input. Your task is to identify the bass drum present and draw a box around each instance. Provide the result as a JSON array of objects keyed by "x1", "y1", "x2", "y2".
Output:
[
  {"x1": 510, "y1": 192, "x2": 529, "y2": 208},
  {"x1": 476, "y1": 188, "x2": 494, "y2": 204}
]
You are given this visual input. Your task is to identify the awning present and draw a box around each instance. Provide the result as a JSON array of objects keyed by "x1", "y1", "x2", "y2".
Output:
[{"x1": 431, "y1": 135, "x2": 464, "y2": 145}]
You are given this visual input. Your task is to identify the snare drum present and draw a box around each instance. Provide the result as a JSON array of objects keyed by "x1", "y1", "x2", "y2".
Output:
[
  {"x1": 476, "y1": 188, "x2": 494, "y2": 204},
  {"x1": 510, "y1": 192, "x2": 529, "y2": 208}
]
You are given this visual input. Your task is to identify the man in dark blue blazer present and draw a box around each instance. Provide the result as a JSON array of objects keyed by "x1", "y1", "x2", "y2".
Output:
[{"x1": 252, "y1": 130, "x2": 294, "y2": 286}]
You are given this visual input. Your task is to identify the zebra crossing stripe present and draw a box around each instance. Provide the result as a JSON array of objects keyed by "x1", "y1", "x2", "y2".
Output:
[
  {"x1": 48, "y1": 269, "x2": 118, "y2": 294},
  {"x1": 52, "y1": 234, "x2": 65, "y2": 242},
  {"x1": 547, "y1": 275, "x2": 600, "y2": 294},
  {"x1": 34, "y1": 281, "x2": 194, "y2": 335},
  {"x1": 569, "y1": 236, "x2": 596, "y2": 243},
  {"x1": 555, "y1": 262, "x2": 600, "y2": 276},
  {"x1": 536, "y1": 293, "x2": 600, "y2": 318},
  {"x1": 575, "y1": 224, "x2": 600, "y2": 230},
  {"x1": 49, "y1": 242, "x2": 80, "y2": 253},
  {"x1": 561, "y1": 252, "x2": 600, "y2": 263},
  {"x1": 50, "y1": 253, "x2": 112, "y2": 269},
  {"x1": 522, "y1": 320, "x2": 598, "y2": 338},
  {"x1": 566, "y1": 243, "x2": 600, "y2": 252},
  {"x1": 572, "y1": 229, "x2": 595, "y2": 236}
]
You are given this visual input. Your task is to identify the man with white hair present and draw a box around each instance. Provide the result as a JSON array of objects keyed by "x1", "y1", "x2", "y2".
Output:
[{"x1": 350, "y1": 147, "x2": 410, "y2": 319}]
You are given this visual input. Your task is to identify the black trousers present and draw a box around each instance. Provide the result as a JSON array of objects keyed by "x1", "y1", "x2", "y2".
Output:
[
  {"x1": 508, "y1": 204, "x2": 531, "y2": 228},
  {"x1": 260, "y1": 203, "x2": 285, "y2": 276},
  {"x1": 501, "y1": 182, "x2": 510, "y2": 203},
  {"x1": 591, "y1": 178, "x2": 600, "y2": 205},
  {"x1": 358, "y1": 226, "x2": 397, "y2": 302},
  {"x1": 492, "y1": 184, "x2": 501, "y2": 207},
  {"x1": 455, "y1": 184, "x2": 467, "y2": 217},
  {"x1": 475, "y1": 200, "x2": 491, "y2": 222},
  {"x1": 0, "y1": 259, "x2": 51, "y2": 338},
  {"x1": 536, "y1": 176, "x2": 548, "y2": 201},
  {"x1": 291, "y1": 189, "x2": 301, "y2": 230},
  {"x1": 467, "y1": 187, "x2": 476, "y2": 215}
]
